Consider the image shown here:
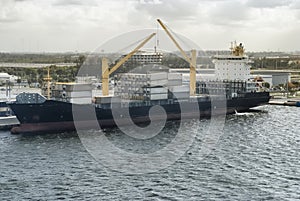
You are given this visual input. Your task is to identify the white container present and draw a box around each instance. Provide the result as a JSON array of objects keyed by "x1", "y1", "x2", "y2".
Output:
[
  {"x1": 168, "y1": 73, "x2": 182, "y2": 80},
  {"x1": 167, "y1": 80, "x2": 182, "y2": 86},
  {"x1": 148, "y1": 72, "x2": 168, "y2": 81},
  {"x1": 62, "y1": 91, "x2": 92, "y2": 98},
  {"x1": 150, "y1": 93, "x2": 168, "y2": 100},
  {"x1": 148, "y1": 79, "x2": 168, "y2": 87},
  {"x1": 68, "y1": 97, "x2": 92, "y2": 104},
  {"x1": 60, "y1": 83, "x2": 92, "y2": 91},
  {"x1": 169, "y1": 85, "x2": 189, "y2": 93},
  {"x1": 144, "y1": 87, "x2": 168, "y2": 94}
]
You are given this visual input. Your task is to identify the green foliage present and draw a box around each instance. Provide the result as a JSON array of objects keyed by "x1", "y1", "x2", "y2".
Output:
[
  {"x1": 262, "y1": 82, "x2": 270, "y2": 88},
  {"x1": 252, "y1": 57, "x2": 300, "y2": 69},
  {"x1": 0, "y1": 66, "x2": 80, "y2": 85},
  {"x1": 162, "y1": 54, "x2": 189, "y2": 68},
  {"x1": 0, "y1": 53, "x2": 81, "y2": 63},
  {"x1": 0, "y1": 52, "x2": 86, "y2": 86}
]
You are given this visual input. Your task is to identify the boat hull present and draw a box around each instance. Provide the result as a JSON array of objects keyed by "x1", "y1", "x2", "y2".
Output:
[{"x1": 8, "y1": 92, "x2": 270, "y2": 134}]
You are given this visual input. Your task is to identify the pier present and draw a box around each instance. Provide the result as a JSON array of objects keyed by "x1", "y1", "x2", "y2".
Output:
[{"x1": 269, "y1": 98, "x2": 300, "y2": 107}]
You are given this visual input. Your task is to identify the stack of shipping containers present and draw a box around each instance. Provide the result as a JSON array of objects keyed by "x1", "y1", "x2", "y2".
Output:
[
  {"x1": 114, "y1": 72, "x2": 190, "y2": 101},
  {"x1": 50, "y1": 83, "x2": 92, "y2": 104}
]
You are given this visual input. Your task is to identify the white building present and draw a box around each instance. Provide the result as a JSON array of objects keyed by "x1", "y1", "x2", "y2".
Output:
[
  {"x1": 250, "y1": 74, "x2": 273, "y2": 87},
  {"x1": 0, "y1": 73, "x2": 19, "y2": 85},
  {"x1": 250, "y1": 71, "x2": 291, "y2": 87},
  {"x1": 124, "y1": 51, "x2": 163, "y2": 64}
]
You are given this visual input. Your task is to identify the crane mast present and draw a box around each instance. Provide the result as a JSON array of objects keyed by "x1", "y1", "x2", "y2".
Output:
[
  {"x1": 156, "y1": 19, "x2": 197, "y2": 96},
  {"x1": 43, "y1": 66, "x2": 52, "y2": 100},
  {"x1": 101, "y1": 33, "x2": 156, "y2": 96}
]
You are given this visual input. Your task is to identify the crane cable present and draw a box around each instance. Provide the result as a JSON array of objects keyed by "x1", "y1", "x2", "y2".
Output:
[
  {"x1": 111, "y1": 34, "x2": 155, "y2": 67},
  {"x1": 163, "y1": 22, "x2": 193, "y2": 51},
  {"x1": 116, "y1": 37, "x2": 146, "y2": 54}
]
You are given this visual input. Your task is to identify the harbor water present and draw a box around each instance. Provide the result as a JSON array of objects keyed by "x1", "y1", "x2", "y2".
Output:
[{"x1": 0, "y1": 105, "x2": 299, "y2": 200}]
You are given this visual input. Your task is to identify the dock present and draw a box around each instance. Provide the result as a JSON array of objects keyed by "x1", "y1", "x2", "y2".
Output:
[
  {"x1": 0, "y1": 116, "x2": 19, "y2": 130},
  {"x1": 269, "y1": 98, "x2": 300, "y2": 107}
]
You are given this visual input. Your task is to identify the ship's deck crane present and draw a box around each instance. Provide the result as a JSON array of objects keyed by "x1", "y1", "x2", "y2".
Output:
[
  {"x1": 43, "y1": 66, "x2": 52, "y2": 99},
  {"x1": 156, "y1": 19, "x2": 197, "y2": 96},
  {"x1": 101, "y1": 33, "x2": 156, "y2": 96}
]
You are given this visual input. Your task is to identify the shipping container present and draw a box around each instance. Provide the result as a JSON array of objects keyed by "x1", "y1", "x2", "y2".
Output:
[
  {"x1": 148, "y1": 72, "x2": 168, "y2": 81},
  {"x1": 169, "y1": 85, "x2": 189, "y2": 93},
  {"x1": 67, "y1": 97, "x2": 92, "y2": 104},
  {"x1": 147, "y1": 79, "x2": 168, "y2": 87},
  {"x1": 143, "y1": 87, "x2": 168, "y2": 94},
  {"x1": 61, "y1": 91, "x2": 92, "y2": 98},
  {"x1": 168, "y1": 73, "x2": 182, "y2": 80},
  {"x1": 167, "y1": 80, "x2": 182, "y2": 86},
  {"x1": 169, "y1": 91, "x2": 190, "y2": 99},
  {"x1": 57, "y1": 83, "x2": 93, "y2": 91},
  {"x1": 149, "y1": 94, "x2": 168, "y2": 100}
]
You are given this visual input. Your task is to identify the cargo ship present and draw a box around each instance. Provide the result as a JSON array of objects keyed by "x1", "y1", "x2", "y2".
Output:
[
  {"x1": 7, "y1": 20, "x2": 270, "y2": 134},
  {"x1": 7, "y1": 46, "x2": 270, "y2": 134}
]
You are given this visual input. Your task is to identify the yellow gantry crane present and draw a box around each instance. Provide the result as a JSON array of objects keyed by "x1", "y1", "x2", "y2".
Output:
[
  {"x1": 101, "y1": 33, "x2": 156, "y2": 96},
  {"x1": 157, "y1": 19, "x2": 197, "y2": 96}
]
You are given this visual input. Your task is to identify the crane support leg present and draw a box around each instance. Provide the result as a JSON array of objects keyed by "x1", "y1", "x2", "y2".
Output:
[
  {"x1": 190, "y1": 49, "x2": 197, "y2": 96},
  {"x1": 102, "y1": 58, "x2": 110, "y2": 96}
]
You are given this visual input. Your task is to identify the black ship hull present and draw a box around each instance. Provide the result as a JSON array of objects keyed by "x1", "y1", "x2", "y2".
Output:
[{"x1": 8, "y1": 92, "x2": 270, "y2": 134}]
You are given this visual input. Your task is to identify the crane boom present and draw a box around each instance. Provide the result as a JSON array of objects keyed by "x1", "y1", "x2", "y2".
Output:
[
  {"x1": 101, "y1": 33, "x2": 156, "y2": 96},
  {"x1": 109, "y1": 33, "x2": 156, "y2": 74},
  {"x1": 157, "y1": 19, "x2": 197, "y2": 95}
]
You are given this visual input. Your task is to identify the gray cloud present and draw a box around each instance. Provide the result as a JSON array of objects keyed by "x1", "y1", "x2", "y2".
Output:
[
  {"x1": 0, "y1": 17, "x2": 20, "y2": 23},
  {"x1": 207, "y1": 1, "x2": 251, "y2": 26},
  {"x1": 0, "y1": 0, "x2": 299, "y2": 52},
  {"x1": 0, "y1": 1, "x2": 22, "y2": 23},
  {"x1": 52, "y1": 0, "x2": 98, "y2": 7},
  {"x1": 134, "y1": 0, "x2": 200, "y2": 21},
  {"x1": 246, "y1": 0, "x2": 292, "y2": 8},
  {"x1": 290, "y1": 0, "x2": 300, "y2": 9}
]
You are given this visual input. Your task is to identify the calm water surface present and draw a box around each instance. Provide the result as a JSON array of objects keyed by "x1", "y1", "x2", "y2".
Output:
[{"x1": 0, "y1": 105, "x2": 299, "y2": 200}]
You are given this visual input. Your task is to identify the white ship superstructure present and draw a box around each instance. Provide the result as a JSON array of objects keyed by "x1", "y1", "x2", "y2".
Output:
[{"x1": 214, "y1": 43, "x2": 251, "y2": 81}]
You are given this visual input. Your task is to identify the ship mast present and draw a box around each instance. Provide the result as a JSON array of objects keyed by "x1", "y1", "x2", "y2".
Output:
[
  {"x1": 231, "y1": 41, "x2": 245, "y2": 56},
  {"x1": 43, "y1": 66, "x2": 52, "y2": 99}
]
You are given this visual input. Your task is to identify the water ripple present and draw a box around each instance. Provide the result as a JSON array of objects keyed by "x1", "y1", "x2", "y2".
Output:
[{"x1": 0, "y1": 105, "x2": 299, "y2": 200}]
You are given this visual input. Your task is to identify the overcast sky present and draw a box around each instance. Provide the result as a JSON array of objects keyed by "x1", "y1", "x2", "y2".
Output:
[{"x1": 1, "y1": 0, "x2": 300, "y2": 52}]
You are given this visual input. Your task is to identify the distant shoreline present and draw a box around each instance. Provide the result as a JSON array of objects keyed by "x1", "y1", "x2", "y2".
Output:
[{"x1": 0, "y1": 62, "x2": 76, "y2": 68}]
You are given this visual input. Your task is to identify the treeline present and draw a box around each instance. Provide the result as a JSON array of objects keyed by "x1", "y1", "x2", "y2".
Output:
[
  {"x1": 4, "y1": 52, "x2": 300, "y2": 87},
  {"x1": 0, "y1": 53, "x2": 83, "y2": 64},
  {"x1": 251, "y1": 57, "x2": 300, "y2": 70},
  {"x1": 0, "y1": 66, "x2": 80, "y2": 84},
  {"x1": 0, "y1": 54, "x2": 86, "y2": 85},
  {"x1": 3, "y1": 52, "x2": 300, "y2": 70}
]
